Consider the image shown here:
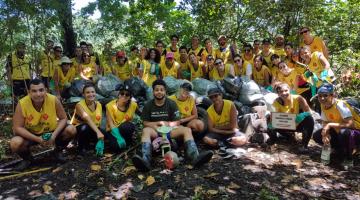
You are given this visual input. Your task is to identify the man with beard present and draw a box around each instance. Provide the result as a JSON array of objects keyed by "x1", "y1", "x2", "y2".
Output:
[
  {"x1": 132, "y1": 79, "x2": 213, "y2": 171},
  {"x1": 272, "y1": 34, "x2": 287, "y2": 60},
  {"x1": 215, "y1": 35, "x2": 235, "y2": 65},
  {"x1": 6, "y1": 42, "x2": 31, "y2": 101},
  {"x1": 10, "y1": 79, "x2": 76, "y2": 170}
]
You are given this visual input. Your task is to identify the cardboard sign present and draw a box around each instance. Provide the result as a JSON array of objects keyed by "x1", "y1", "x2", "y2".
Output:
[{"x1": 271, "y1": 112, "x2": 296, "y2": 130}]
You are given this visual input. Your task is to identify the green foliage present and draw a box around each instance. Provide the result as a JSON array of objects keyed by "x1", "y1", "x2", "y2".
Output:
[{"x1": 259, "y1": 188, "x2": 279, "y2": 200}]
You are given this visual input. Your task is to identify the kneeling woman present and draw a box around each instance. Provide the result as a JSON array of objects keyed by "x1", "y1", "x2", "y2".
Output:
[
  {"x1": 71, "y1": 83, "x2": 105, "y2": 155},
  {"x1": 204, "y1": 88, "x2": 247, "y2": 147},
  {"x1": 269, "y1": 83, "x2": 314, "y2": 153},
  {"x1": 169, "y1": 83, "x2": 205, "y2": 140},
  {"x1": 106, "y1": 83, "x2": 139, "y2": 153}
]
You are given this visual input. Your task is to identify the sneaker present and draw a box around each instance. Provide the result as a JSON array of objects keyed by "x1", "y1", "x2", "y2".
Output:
[{"x1": 14, "y1": 160, "x2": 31, "y2": 171}]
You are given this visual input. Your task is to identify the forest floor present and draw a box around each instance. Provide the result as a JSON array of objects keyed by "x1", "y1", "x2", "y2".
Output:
[{"x1": 0, "y1": 117, "x2": 360, "y2": 200}]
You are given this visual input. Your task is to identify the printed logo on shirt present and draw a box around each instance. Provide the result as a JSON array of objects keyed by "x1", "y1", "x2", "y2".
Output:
[{"x1": 42, "y1": 114, "x2": 49, "y2": 121}]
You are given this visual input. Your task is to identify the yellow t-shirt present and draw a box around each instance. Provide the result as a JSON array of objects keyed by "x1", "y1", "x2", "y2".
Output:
[
  {"x1": 71, "y1": 99, "x2": 102, "y2": 127},
  {"x1": 71, "y1": 57, "x2": 82, "y2": 76},
  {"x1": 202, "y1": 49, "x2": 216, "y2": 62},
  {"x1": 142, "y1": 60, "x2": 158, "y2": 87},
  {"x1": 261, "y1": 51, "x2": 273, "y2": 68},
  {"x1": 11, "y1": 52, "x2": 31, "y2": 80},
  {"x1": 234, "y1": 63, "x2": 246, "y2": 77},
  {"x1": 308, "y1": 51, "x2": 324, "y2": 78},
  {"x1": 277, "y1": 70, "x2": 308, "y2": 94},
  {"x1": 178, "y1": 60, "x2": 190, "y2": 71},
  {"x1": 39, "y1": 51, "x2": 54, "y2": 78},
  {"x1": 273, "y1": 94, "x2": 300, "y2": 114},
  {"x1": 56, "y1": 66, "x2": 75, "y2": 90},
  {"x1": 321, "y1": 100, "x2": 360, "y2": 130},
  {"x1": 252, "y1": 65, "x2": 270, "y2": 87},
  {"x1": 241, "y1": 53, "x2": 254, "y2": 69},
  {"x1": 169, "y1": 95, "x2": 195, "y2": 118},
  {"x1": 272, "y1": 47, "x2": 287, "y2": 59},
  {"x1": 114, "y1": 62, "x2": 132, "y2": 81},
  {"x1": 20, "y1": 94, "x2": 58, "y2": 135},
  {"x1": 207, "y1": 99, "x2": 233, "y2": 128},
  {"x1": 211, "y1": 64, "x2": 231, "y2": 81},
  {"x1": 160, "y1": 60, "x2": 179, "y2": 78},
  {"x1": 80, "y1": 62, "x2": 97, "y2": 79},
  {"x1": 189, "y1": 62, "x2": 205, "y2": 81},
  {"x1": 128, "y1": 56, "x2": 141, "y2": 77},
  {"x1": 215, "y1": 47, "x2": 231, "y2": 64},
  {"x1": 188, "y1": 47, "x2": 203, "y2": 58},
  {"x1": 106, "y1": 100, "x2": 138, "y2": 131},
  {"x1": 300, "y1": 36, "x2": 326, "y2": 56}
]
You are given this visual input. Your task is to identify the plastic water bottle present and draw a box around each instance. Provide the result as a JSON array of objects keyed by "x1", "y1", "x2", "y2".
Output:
[{"x1": 321, "y1": 144, "x2": 331, "y2": 165}]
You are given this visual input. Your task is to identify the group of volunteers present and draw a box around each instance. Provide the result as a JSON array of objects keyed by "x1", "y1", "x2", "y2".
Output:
[{"x1": 7, "y1": 26, "x2": 359, "y2": 171}]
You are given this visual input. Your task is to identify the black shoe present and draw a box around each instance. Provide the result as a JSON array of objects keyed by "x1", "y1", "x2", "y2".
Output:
[
  {"x1": 192, "y1": 150, "x2": 213, "y2": 168},
  {"x1": 14, "y1": 160, "x2": 31, "y2": 171},
  {"x1": 53, "y1": 150, "x2": 66, "y2": 163},
  {"x1": 132, "y1": 155, "x2": 151, "y2": 172},
  {"x1": 297, "y1": 146, "x2": 309, "y2": 154}
]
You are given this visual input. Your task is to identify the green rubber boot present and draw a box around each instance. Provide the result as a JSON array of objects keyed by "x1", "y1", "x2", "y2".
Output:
[{"x1": 185, "y1": 140, "x2": 213, "y2": 168}]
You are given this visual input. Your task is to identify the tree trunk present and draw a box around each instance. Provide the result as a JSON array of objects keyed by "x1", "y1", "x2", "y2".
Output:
[
  {"x1": 283, "y1": 15, "x2": 292, "y2": 40},
  {"x1": 56, "y1": 0, "x2": 76, "y2": 57}
]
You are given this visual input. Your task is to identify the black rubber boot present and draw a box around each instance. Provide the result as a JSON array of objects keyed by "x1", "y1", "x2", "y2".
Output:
[
  {"x1": 132, "y1": 142, "x2": 152, "y2": 172},
  {"x1": 185, "y1": 140, "x2": 213, "y2": 168},
  {"x1": 14, "y1": 151, "x2": 33, "y2": 171},
  {"x1": 53, "y1": 147, "x2": 66, "y2": 163}
]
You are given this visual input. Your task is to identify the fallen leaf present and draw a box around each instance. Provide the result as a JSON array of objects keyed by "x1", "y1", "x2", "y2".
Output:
[
  {"x1": 104, "y1": 153, "x2": 113, "y2": 158},
  {"x1": 185, "y1": 165, "x2": 193, "y2": 169},
  {"x1": 42, "y1": 184, "x2": 52, "y2": 194},
  {"x1": 292, "y1": 185, "x2": 301, "y2": 191},
  {"x1": 175, "y1": 175, "x2": 181, "y2": 183},
  {"x1": 122, "y1": 166, "x2": 136, "y2": 175},
  {"x1": 207, "y1": 189, "x2": 218, "y2": 195},
  {"x1": 145, "y1": 176, "x2": 155, "y2": 186},
  {"x1": 91, "y1": 164, "x2": 101, "y2": 171},
  {"x1": 226, "y1": 188, "x2": 237, "y2": 194},
  {"x1": 52, "y1": 167, "x2": 63, "y2": 173},
  {"x1": 227, "y1": 182, "x2": 240, "y2": 189},
  {"x1": 194, "y1": 185, "x2": 203, "y2": 193},
  {"x1": 204, "y1": 172, "x2": 219, "y2": 178},
  {"x1": 138, "y1": 174, "x2": 144, "y2": 180},
  {"x1": 154, "y1": 189, "x2": 164, "y2": 197}
]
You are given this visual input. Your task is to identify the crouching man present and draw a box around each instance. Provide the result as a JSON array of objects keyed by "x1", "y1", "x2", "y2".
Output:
[
  {"x1": 132, "y1": 79, "x2": 213, "y2": 171},
  {"x1": 10, "y1": 79, "x2": 76, "y2": 170}
]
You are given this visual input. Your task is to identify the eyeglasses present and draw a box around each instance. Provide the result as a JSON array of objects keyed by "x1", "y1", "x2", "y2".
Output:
[
  {"x1": 214, "y1": 62, "x2": 222, "y2": 65},
  {"x1": 234, "y1": 59, "x2": 241, "y2": 63},
  {"x1": 300, "y1": 30, "x2": 309, "y2": 35},
  {"x1": 120, "y1": 92, "x2": 130, "y2": 97}
]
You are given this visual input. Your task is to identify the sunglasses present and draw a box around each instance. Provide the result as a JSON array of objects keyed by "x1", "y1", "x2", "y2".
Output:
[
  {"x1": 214, "y1": 62, "x2": 222, "y2": 65},
  {"x1": 120, "y1": 92, "x2": 130, "y2": 97},
  {"x1": 244, "y1": 49, "x2": 251, "y2": 52},
  {"x1": 300, "y1": 30, "x2": 309, "y2": 35},
  {"x1": 234, "y1": 59, "x2": 241, "y2": 63}
]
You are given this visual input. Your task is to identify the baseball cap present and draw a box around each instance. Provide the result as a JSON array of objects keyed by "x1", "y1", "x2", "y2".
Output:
[
  {"x1": 218, "y1": 35, "x2": 227, "y2": 41},
  {"x1": 317, "y1": 83, "x2": 334, "y2": 94},
  {"x1": 116, "y1": 51, "x2": 126, "y2": 58},
  {"x1": 60, "y1": 56, "x2": 72, "y2": 65},
  {"x1": 166, "y1": 52, "x2": 175, "y2": 59},
  {"x1": 207, "y1": 87, "x2": 222, "y2": 97}
]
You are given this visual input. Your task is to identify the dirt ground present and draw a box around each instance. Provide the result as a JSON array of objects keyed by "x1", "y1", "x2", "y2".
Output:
[{"x1": 0, "y1": 134, "x2": 359, "y2": 200}]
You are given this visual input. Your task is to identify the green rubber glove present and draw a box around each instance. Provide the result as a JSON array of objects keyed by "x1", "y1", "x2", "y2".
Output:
[
  {"x1": 181, "y1": 70, "x2": 191, "y2": 79},
  {"x1": 268, "y1": 122, "x2": 273, "y2": 130},
  {"x1": 265, "y1": 85, "x2": 273, "y2": 92},
  {"x1": 95, "y1": 140, "x2": 104, "y2": 156},
  {"x1": 295, "y1": 112, "x2": 311, "y2": 124},
  {"x1": 320, "y1": 70, "x2": 328, "y2": 81},
  {"x1": 312, "y1": 74, "x2": 319, "y2": 83},
  {"x1": 41, "y1": 132, "x2": 52, "y2": 141},
  {"x1": 111, "y1": 127, "x2": 126, "y2": 149},
  {"x1": 290, "y1": 90, "x2": 297, "y2": 95},
  {"x1": 304, "y1": 71, "x2": 312, "y2": 78}
]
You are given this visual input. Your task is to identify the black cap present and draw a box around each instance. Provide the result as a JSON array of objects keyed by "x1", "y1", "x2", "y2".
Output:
[
  {"x1": 116, "y1": 83, "x2": 132, "y2": 95},
  {"x1": 207, "y1": 87, "x2": 222, "y2": 97},
  {"x1": 180, "y1": 82, "x2": 192, "y2": 91}
]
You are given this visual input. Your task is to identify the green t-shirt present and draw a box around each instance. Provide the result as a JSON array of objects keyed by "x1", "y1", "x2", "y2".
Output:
[{"x1": 141, "y1": 98, "x2": 180, "y2": 122}]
